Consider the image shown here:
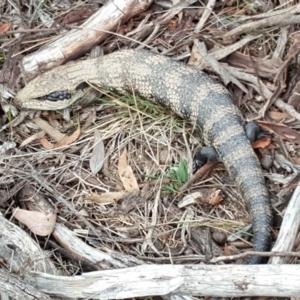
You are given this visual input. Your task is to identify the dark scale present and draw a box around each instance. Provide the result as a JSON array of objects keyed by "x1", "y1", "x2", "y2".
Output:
[
  {"x1": 193, "y1": 122, "x2": 269, "y2": 171},
  {"x1": 37, "y1": 91, "x2": 71, "y2": 101}
]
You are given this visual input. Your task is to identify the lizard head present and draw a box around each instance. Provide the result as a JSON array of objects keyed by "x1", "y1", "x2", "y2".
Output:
[{"x1": 15, "y1": 64, "x2": 88, "y2": 110}]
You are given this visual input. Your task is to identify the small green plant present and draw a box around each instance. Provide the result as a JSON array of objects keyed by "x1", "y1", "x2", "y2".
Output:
[
  {"x1": 6, "y1": 109, "x2": 13, "y2": 122},
  {"x1": 143, "y1": 158, "x2": 189, "y2": 191},
  {"x1": 162, "y1": 158, "x2": 189, "y2": 192}
]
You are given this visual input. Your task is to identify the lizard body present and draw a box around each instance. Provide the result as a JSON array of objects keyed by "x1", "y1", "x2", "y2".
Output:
[{"x1": 15, "y1": 49, "x2": 272, "y2": 263}]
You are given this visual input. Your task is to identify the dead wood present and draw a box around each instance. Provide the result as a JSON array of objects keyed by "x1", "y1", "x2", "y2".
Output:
[
  {"x1": 20, "y1": 0, "x2": 153, "y2": 80},
  {"x1": 0, "y1": 269, "x2": 51, "y2": 300},
  {"x1": 24, "y1": 264, "x2": 300, "y2": 298},
  {"x1": 194, "y1": 0, "x2": 215, "y2": 33},
  {"x1": 0, "y1": 213, "x2": 58, "y2": 274},
  {"x1": 53, "y1": 223, "x2": 144, "y2": 269},
  {"x1": 269, "y1": 183, "x2": 300, "y2": 264},
  {"x1": 224, "y1": 3, "x2": 300, "y2": 39}
]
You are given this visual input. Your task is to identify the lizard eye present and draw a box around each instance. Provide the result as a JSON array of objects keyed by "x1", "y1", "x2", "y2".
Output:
[{"x1": 37, "y1": 91, "x2": 71, "y2": 101}]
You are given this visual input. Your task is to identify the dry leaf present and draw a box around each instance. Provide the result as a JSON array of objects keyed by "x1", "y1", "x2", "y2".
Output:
[
  {"x1": 118, "y1": 149, "x2": 139, "y2": 192},
  {"x1": 90, "y1": 130, "x2": 105, "y2": 174},
  {"x1": 268, "y1": 111, "x2": 292, "y2": 121},
  {"x1": 0, "y1": 23, "x2": 11, "y2": 34},
  {"x1": 54, "y1": 128, "x2": 80, "y2": 148},
  {"x1": 85, "y1": 191, "x2": 127, "y2": 203},
  {"x1": 258, "y1": 121, "x2": 300, "y2": 144},
  {"x1": 40, "y1": 137, "x2": 55, "y2": 149},
  {"x1": 227, "y1": 51, "x2": 283, "y2": 79},
  {"x1": 40, "y1": 128, "x2": 81, "y2": 149},
  {"x1": 208, "y1": 189, "x2": 223, "y2": 205},
  {"x1": 178, "y1": 188, "x2": 222, "y2": 208},
  {"x1": 252, "y1": 136, "x2": 271, "y2": 149},
  {"x1": 224, "y1": 243, "x2": 232, "y2": 256},
  {"x1": 33, "y1": 117, "x2": 80, "y2": 148},
  {"x1": 13, "y1": 208, "x2": 56, "y2": 236}
]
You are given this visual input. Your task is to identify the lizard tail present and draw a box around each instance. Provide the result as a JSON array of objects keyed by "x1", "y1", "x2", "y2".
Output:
[
  {"x1": 218, "y1": 137, "x2": 273, "y2": 264},
  {"x1": 203, "y1": 111, "x2": 273, "y2": 264}
]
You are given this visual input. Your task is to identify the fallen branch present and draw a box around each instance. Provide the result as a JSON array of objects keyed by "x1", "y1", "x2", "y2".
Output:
[
  {"x1": 269, "y1": 182, "x2": 300, "y2": 264},
  {"x1": 224, "y1": 4, "x2": 300, "y2": 39},
  {"x1": 25, "y1": 264, "x2": 300, "y2": 298},
  {"x1": 0, "y1": 269, "x2": 51, "y2": 300},
  {"x1": 20, "y1": 0, "x2": 153, "y2": 80}
]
